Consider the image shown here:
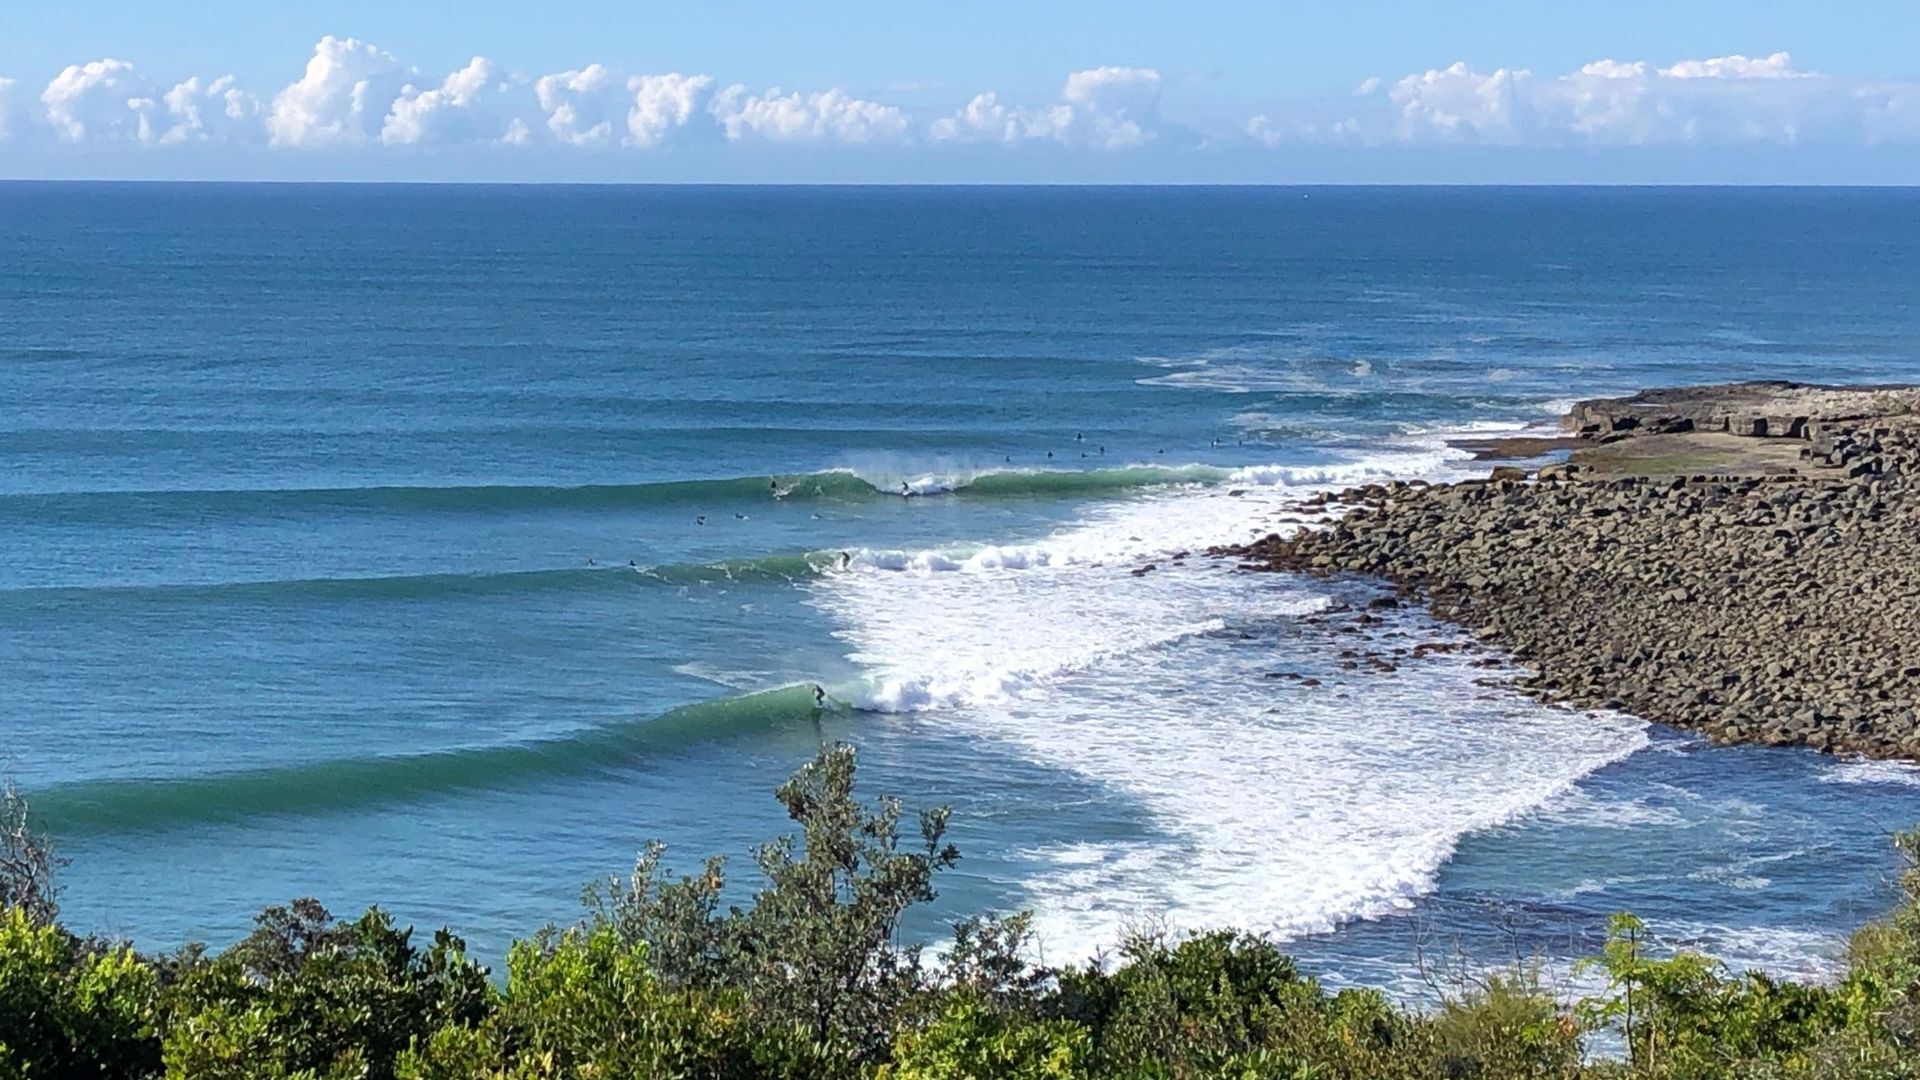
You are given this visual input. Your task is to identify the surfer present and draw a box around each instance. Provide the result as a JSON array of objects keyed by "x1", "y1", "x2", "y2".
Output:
[
  {"x1": 813, "y1": 684, "x2": 827, "y2": 707},
  {"x1": 900, "y1": 481, "x2": 911, "y2": 497},
  {"x1": 839, "y1": 551, "x2": 852, "y2": 570},
  {"x1": 695, "y1": 515, "x2": 706, "y2": 525}
]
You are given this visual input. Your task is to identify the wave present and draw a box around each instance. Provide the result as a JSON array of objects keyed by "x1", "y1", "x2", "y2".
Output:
[
  {"x1": 30, "y1": 684, "x2": 829, "y2": 835},
  {"x1": 0, "y1": 463, "x2": 1254, "y2": 521},
  {"x1": 0, "y1": 472, "x2": 882, "y2": 519},
  {"x1": 0, "y1": 557, "x2": 841, "y2": 610}
]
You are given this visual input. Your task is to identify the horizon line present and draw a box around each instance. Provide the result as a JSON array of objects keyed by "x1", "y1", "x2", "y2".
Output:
[{"x1": 4, "y1": 178, "x2": 1919, "y2": 189}]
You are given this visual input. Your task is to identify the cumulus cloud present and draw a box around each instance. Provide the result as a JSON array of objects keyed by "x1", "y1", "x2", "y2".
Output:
[
  {"x1": 383, "y1": 57, "x2": 524, "y2": 146},
  {"x1": 41, "y1": 59, "x2": 151, "y2": 142},
  {"x1": 931, "y1": 66, "x2": 1168, "y2": 149},
  {"x1": 1390, "y1": 62, "x2": 1532, "y2": 144},
  {"x1": 137, "y1": 76, "x2": 264, "y2": 144},
  {"x1": 533, "y1": 67, "x2": 724, "y2": 148},
  {"x1": 1297, "y1": 51, "x2": 1870, "y2": 149},
  {"x1": 534, "y1": 64, "x2": 625, "y2": 146},
  {"x1": 1246, "y1": 113, "x2": 1362, "y2": 148},
  {"x1": 268, "y1": 36, "x2": 408, "y2": 148},
  {"x1": 1661, "y1": 51, "x2": 1802, "y2": 80},
  {"x1": 1546, "y1": 52, "x2": 1831, "y2": 144},
  {"x1": 627, "y1": 73, "x2": 715, "y2": 147},
  {"x1": 710, "y1": 85, "x2": 909, "y2": 144},
  {"x1": 1060, "y1": 67, "x2": 1164, "y2": 148},
  {"x1": 11, "y1": 37, "x2": 1920, "y2": 163}
]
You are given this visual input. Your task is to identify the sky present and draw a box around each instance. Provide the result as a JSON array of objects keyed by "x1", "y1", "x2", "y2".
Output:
[{"x1": 2, "y1": 1, "x2": 1917, "y2": 183}]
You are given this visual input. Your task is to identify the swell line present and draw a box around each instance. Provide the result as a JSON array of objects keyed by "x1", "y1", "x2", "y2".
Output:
[
  {"x1": 0, "y1": 556, "x2": 837, "y2": 610},
  {"x1": 30, "y1": 684, "x2": 828, "y2": 835},
  {"x1": 0, "y1": 464, "x2": 1238, "y2": 522}
]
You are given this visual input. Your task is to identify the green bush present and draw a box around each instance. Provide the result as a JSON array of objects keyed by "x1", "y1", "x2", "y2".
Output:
[
  {"x1": 0, "y1": 749, "x2": 1917, "y2": 1079},
  {"x1": 584, "y1": 743, "x2": 965, "y2": 1068},
  {"x1": 0, "y1": 906, "x2": 160, "y2": 1078},
  {"x1": 160, "y1": 899, "x2": 494, "y2": 1080},
  {"x1": 1428, "y1": 969, "x2": 1583, "y2": 1079},
  {"x1": 396, "y1": 924, "x2": 822, "y2": 1079},
  {"x1": 1052, "y1": 929, "x2": 1421, "y2": 1078},
  {"x1": 879, "y1": 992, "x2": 1090, "y2": 1079}
]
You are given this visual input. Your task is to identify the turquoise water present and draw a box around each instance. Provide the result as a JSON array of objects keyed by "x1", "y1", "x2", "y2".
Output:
[{"x1": 4, "y1": 183, "x2": 1919, "y2": 991}]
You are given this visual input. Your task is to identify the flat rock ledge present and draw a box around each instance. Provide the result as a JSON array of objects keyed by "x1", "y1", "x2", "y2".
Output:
[{"x1": 1215, "y1": 382, "x2": 1920, "y2": 760}]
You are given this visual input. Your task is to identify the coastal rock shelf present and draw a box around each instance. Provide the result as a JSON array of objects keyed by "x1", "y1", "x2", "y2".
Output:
[{"x1": 1219, "y1": 382, "x2": 1920, "y2": 760}]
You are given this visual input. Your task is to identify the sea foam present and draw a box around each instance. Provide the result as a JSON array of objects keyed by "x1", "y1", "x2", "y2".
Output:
[{"x1": 810, "y1": 433, "x2": 1648, "y2": 962}]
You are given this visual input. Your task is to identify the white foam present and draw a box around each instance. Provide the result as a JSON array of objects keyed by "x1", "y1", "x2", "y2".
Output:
[
  {"x1": 1226, "y1": 449, "x2": 1463, "y2": 489},
  {"x1": 1657, "y1": 922, "x2": 1849, "y2": 984},
  {"x1": 1821, "y1": 757, "x2": 1920, "y2": 788},
  {"x1": 670, "y1": 660, "x2": 767, "y2": 690},
  {"x1": 1534, "y1": 788, "x2": 1690, "y2": 830},
  {"x1": 808, "y1": 439, "x2": 1649, "y2": 963}
]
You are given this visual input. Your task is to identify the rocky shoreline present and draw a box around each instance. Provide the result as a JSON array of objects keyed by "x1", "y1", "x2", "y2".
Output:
[{"x1": 1217, "y1": 382, "x2": 1920, "y2": 760}]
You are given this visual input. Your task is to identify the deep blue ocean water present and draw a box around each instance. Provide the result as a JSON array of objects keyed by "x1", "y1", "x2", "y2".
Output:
[{"x1": 5, "y1": 183, "x2": 1919, "y2": 994}]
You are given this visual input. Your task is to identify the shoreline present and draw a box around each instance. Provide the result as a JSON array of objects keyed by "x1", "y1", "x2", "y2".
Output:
[{"x1": 1219, "y1": 380, "x2": 1920, "y2": 760}]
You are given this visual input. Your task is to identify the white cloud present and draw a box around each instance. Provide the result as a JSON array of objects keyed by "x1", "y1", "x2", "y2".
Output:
[
  {"x1": 1390, "y1": 62, "x2": 1532, "y2": 144},
  {"x1": 1246, "y1": 112, "x2": 1362, "y2": 147},
  {"x1": 931, "y1": 66, "x2": 1167, "y2": 149},
  {"x1": 626, "y1": 73, "x2": 715, "y2": 147},
  {"x1": 534, "y1": 64, "x2": 625, "y2": 147},
  {"x1": 135, "y1": 76, "x2": 264, "y2": 145},
  {"x1": 1547, "y1": 51, "x2": 1827, "y2": 145},
  {"x1": 709, "y1": 85, "x2": 909, "y2": 144},
  {"x1": 41, "y1": 59, "x2": 151, "y2": 142},
  {"x1": 1060, "y1": 67, "x2": 1163, "y2": 148},
  {"x1": 1282, "y1": 51, "x2": 1873, "y2": 149},
  {"x1": 534, "y1": 68, "x2": 724, "y2": 148},
  {"x1": 13, "y1": 38, "x2": 1920, "y2": 164},
  {"x1": 929, "y1": 91, "x2": 1067, "y2": 144},
  {"x1": 383, "y1": 57, "x2": 523, "y2": 146},
  {"x1": 268, "y1": 36, "x2": 408, "y2": 148},
  {"x1": 1661, "y1": 52, "x2": 1803, "y2": 80}
]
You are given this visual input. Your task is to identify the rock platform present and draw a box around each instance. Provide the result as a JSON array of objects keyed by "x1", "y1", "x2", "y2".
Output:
[{"x1": 1216, "y1": 382, "x2": 1920, "y2": 759}]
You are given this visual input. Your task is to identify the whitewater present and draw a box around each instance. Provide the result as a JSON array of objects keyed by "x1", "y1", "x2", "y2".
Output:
[{"x1": 809, "y1": 429, "x2": 1649, "y2": 960}]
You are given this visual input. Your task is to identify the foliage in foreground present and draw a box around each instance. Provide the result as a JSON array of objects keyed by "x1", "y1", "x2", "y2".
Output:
[{"x1": 1, "y1": 752, "x2": 1917, "y2": 1078}]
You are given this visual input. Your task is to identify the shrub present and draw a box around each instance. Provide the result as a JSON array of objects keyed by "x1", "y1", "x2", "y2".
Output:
[
  {"x1": 1427, "y1": 968, "x2": 1583, "y2": 1079},
  {"x1": 879, "y1": 991, "x2": 1091, "y2": 1079},
  {"x1": 0, "y1": 906, "x2": 160, "y2": 1078},
  {"x1": 160, "y1": 900, "x2": 494, "y2": 1080},
  {"x1": 1054, "y1": 929, "x2": 1419, "y2": 1077},
  {"x1": 586, "y1": 743, "x2": 961, "y2": 1067},
  {"x1": 396, "y1": 923, "x2": 822, "y2": 1079}
]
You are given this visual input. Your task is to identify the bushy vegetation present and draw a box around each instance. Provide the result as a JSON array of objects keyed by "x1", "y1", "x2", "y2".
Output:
[{"x1": 1, "y1": 751, "x2": 1916, "y2": 1078}]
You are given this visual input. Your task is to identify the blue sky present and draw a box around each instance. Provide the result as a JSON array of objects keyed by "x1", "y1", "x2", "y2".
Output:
[{"x1": 3, "y1": 1, "x2": 1917, "y2": 182}]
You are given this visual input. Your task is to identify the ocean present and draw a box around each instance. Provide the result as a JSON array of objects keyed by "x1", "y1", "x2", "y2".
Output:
[{"x1": 5, "y1": 183, "x2": 1919, "y2": 994}]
